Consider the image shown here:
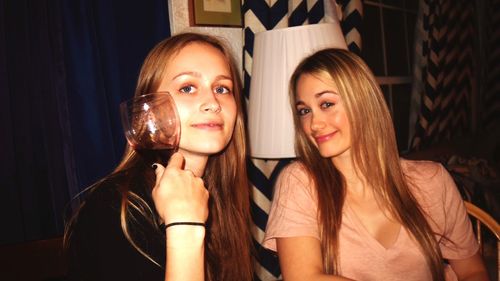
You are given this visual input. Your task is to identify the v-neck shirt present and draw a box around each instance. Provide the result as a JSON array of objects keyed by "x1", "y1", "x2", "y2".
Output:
[{"x1": 262, "y1": 159, "x2": 479, "y2": 281}]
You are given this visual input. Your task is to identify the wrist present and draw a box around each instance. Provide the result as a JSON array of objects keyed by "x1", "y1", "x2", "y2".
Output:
[
  {"x1": 165, "y1": 221, "x2": 205, "y2": 229},
  {"x1": 166, "y1": 224, "x2": 206, "y2": 248}
]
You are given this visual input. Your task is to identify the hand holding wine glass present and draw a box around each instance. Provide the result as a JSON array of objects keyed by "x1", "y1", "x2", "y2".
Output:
[
  {"x1": 121, "y1": 92, "x2": 208, "y2": 226},
  {"x1": 152, "y1": 153, "x2": 209, "y2": 227},
  {"x1": 120, "y1": 92, "x2": 180, "y2": 166}
]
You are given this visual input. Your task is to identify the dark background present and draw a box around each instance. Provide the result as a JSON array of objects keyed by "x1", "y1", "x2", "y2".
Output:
[{"x1": 0, "y1": 0, "x2": 170, "y2": 244}]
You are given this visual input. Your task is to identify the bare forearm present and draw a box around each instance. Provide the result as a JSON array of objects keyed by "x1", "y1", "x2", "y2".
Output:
[
  {"x1": 459, "y1": 272, "x2": 490, "y2": 281},
  {"x1": 282, "y1": 274, "x2": 355, "y2": 281},
  {"x1": 449, "y1": 252, "x2": 490, "y2": 281},
  {"x1": 165, "y1": 226, "x2": 205, "y2": 281}
]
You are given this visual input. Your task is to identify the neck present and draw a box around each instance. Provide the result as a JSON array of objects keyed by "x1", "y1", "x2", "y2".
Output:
[
  {"x1": 179, "y1": 151, "x2": 208, "y2": 177},
  {"x1": 331, "y1": 154, "x2": 368, "y2": 197},
  {"x1": 331, "y1": 152, "x2": 356, "y2": 181}
]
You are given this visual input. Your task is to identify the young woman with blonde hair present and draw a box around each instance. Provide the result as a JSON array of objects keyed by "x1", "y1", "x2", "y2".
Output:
[
  {"x1": 65, "y1": 32, "x2": 253, "y2": 281},
  {"x1": 263, "y1": 48, "x2": 488, "y2": 281}
]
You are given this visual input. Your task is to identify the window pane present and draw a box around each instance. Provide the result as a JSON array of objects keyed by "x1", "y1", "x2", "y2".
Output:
[
  {"x1": 383, "y1": 8, "x2": 409, "y2": 75},
  {"x1": 381, "y1": 85, "x2": 391, "y2": 112},
  {"x1": 381, "y1": 0, "x2": 405, "y2": 8},
  {"x1": 392, "y1": 84, "x2": 412, "y2": 151},
  {"x1": 407, "y1": 13, "x2": 417, "y2": 71},
  {"x1": 362, "y1": 5, "x2": 385, "y2": 76},
  {"x1": 405, "y1": 0, "x2": 419, "y2": 11}
]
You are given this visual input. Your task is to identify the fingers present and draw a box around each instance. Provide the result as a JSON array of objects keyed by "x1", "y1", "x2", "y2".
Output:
[
  {"x1": 151, "y1": 152, "x2": 209, "y2": 223},
  {"x1": 166, "y1": 152, "x2": 184, "y2": 170},
  {"x1": 153, "y1": 152, "x2": 183, "y2": 186},
  {"x1": 153, "y1": 163, "x2": 165, "y2": 187}
]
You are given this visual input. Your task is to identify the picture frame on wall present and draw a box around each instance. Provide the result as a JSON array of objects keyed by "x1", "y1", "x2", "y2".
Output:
[{"x1": 189, "y1": 0, "x2": 242, "y2": 27}]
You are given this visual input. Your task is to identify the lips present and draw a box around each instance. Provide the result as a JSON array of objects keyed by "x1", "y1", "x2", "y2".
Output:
[
  {"x1": 314, "y1": 131, "x2": 337, "y2": 144},
  {"x1": 191, "y1": 122, "x2": 223, "y2": 130}
]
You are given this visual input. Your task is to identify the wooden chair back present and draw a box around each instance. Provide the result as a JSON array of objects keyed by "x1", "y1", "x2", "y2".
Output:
[{"x1": 464, "y1": 201, "x2": 499, "y2": 281}]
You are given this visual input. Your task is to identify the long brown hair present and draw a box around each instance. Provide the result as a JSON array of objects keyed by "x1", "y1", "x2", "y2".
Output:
[
  {"x1": 289, "y1": 48, "x2": 445, "y2": 280},
  {"x1": 65, "y1": 33, "x2": 253, "y2": 281}
]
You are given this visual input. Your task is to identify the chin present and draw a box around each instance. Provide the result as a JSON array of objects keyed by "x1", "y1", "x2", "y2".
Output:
[
  {"x1": 317, "y1": 148, "x2": 338, "y2": 158},
  {"x1": 319, "y1": 152, "x2": 333, "y2": 158},
  {"x1": 197, "y1": 143, "x2": 228, "y2": 155}
]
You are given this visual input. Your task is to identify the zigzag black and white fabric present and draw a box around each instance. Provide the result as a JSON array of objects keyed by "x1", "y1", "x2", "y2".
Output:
[
  {"x1": 337, "y1": 0, "x2": 362, "y2": 54},
  {"x1": 242, "y1": 1, "x2": 362, "y2": 280},
  {"x1": 409, "y1": 0, "x2": 476, "y2": 150}
]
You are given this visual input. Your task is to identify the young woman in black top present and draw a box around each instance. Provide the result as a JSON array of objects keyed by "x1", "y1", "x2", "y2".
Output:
[{"x1": 65, "y1": 32, "x2": 253, "y2": 281}]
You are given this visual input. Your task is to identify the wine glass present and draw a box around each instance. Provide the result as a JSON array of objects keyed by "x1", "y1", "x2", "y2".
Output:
[{"x1": 120, "y1": 92, "x2": 180, "y2": 166}]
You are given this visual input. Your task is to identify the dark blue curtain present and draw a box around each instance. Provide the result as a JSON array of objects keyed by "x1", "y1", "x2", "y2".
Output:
[{"x1": 0, "y1": 0, "x2": 170, "y2": 244}]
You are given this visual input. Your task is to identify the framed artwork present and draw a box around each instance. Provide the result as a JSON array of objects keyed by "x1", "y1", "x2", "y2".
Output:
[{"x1": 189, "y1": 0, "x2": 242, "y2": 27}]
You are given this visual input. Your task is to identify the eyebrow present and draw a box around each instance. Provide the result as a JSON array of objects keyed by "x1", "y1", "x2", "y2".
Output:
[
  {"x1": 172, "y1": 71, "x2": 232, "y2": 81},
  {"x1": 295, "y1": 90, "x2": 339, "y2": 106},
  {"x1": 173, "y1": 71, "x2": 200, "y2": 80}
]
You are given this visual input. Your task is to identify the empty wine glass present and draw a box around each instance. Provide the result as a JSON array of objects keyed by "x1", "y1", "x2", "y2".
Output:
[{"x1": 120, "y1": 92, "x2": 180, "y2": 166}]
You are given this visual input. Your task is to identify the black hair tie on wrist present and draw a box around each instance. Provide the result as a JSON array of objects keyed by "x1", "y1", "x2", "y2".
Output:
[{"x1": 165, "y1": 222, "x2": 205, "y2": 229}]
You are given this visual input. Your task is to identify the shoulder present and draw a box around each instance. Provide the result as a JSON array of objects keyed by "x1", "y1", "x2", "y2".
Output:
[
  {"x1": 400, "y1": 158, "x2": 444, "y2": 179},
  {"x1": 74, "y1": 171, "x2": 155, "y2": 230},
  {"x1": 77, "y1": 169, "x2": 152, "y2": 216},
  {"x1": 278, "y1": 161, "x2": 313, "y2": 186},
  {"x1": 67, "y1": 178, "x2": 127, "y2": 275},
  {"x1": 400, "y1": 159, "x2": 450, "y2": 192},
  {"x1": 79, "y1": 178, "x2": 123, "y2": 216},
  {"x1": 400, "y1": 159, "x2": 454, "y2": 206},
  {"x1": 264, "y1": 162, "x2": 321, "y2": 249},
  {"x1": 275, "y1": 161, "x2": 315, "y2": 192},
  {"x1": 70, "y1": 178, "x2": 125, "y2": 241},
  {"x1": 400, "y1": 158, "x2": 463, "y2": 215},
  {"x1": 273, "y1": 161, "x2": 317, "y2": 203}
]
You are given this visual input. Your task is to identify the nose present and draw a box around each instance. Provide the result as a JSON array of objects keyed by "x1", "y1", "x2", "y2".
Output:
[
  {"x1": 310, "y1": 112, "x2": 326, "y2": 131},
  {"x1": 200, "y1": 92, "x2": 221, "y2": 113}
]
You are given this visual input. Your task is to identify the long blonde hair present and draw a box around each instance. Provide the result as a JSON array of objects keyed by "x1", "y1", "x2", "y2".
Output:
[
  {"x1": 65, "y1": 33, "x2": 253, "y2": 281},
  {"x1": 289, "y1": 48, "x2": 445, "y2": 280}
]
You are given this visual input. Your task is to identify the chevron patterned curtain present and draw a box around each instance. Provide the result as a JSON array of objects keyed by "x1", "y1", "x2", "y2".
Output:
[
  {"x1": 242, "y1": 1, "x2": 362, "y2": 280},
  {"x1": 408, "y1": 0, "x2": 477, "y2": 150},
  {"x1": 338, "y1": 0, "x2": 362, "y2": 54}
]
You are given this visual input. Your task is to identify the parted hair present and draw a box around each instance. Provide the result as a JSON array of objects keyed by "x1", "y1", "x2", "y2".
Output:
[
  {"x1": 65, "y1": 32, "x2": 253, "y2": 281},
  {"x1": 289, "y1": 48, "x2": 445, "y2": 281}
]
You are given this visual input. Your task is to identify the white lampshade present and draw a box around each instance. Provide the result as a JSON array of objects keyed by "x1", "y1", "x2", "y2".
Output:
[{"x1": 248, "y1": 23, "x2": 347, "y2": 158}]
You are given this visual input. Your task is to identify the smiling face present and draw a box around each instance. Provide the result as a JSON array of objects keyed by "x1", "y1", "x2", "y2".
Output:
[
  {"x1": 157, "y1": 42, "x2": 237, "y2": 160},
  {"x1": 295, "y1": 73, "x2": 352, "y2": 160}
]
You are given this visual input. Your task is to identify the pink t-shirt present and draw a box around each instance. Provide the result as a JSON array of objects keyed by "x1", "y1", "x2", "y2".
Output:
[{"x1": 262, "y1": 159, "x2": 479, "y2": 281}]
